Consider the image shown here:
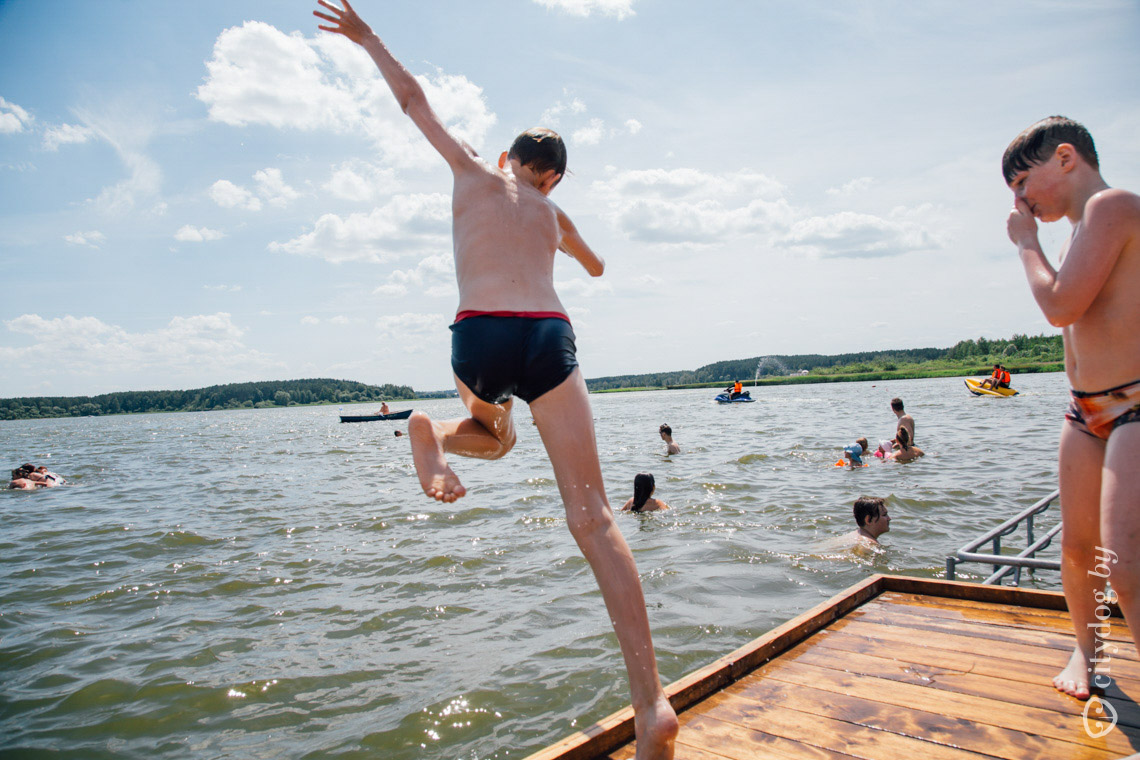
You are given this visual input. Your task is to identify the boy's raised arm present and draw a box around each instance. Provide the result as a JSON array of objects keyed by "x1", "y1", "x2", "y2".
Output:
[
  {"x1": 315, "y1": 0, "x2": 475, "y2": 172},
  {"x1": 1008, "y1": 190, "x2": 1133, "y2": 326},
  {"x1": 556, "y1": 208, "x2": 605, "y2": 277}
]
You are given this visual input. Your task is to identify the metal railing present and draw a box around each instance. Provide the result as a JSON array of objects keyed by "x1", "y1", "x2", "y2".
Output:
[{"x1": 946, "y1": 489, "x2": 1061, "y2": 586}]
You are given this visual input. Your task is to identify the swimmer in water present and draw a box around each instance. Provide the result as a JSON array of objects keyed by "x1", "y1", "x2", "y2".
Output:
[
  {"x1": 622, "y1": 473, "x2": 670, "y2": 512},
  {"x1": 888, "y1": 428, "x2": 924, "y2": 463},
  {"x1": 659, "y1": 423, "x2": 680, "y2": 455},
  {"x1": 852, "y1": 496, "x2": 891, "y2": 545}
]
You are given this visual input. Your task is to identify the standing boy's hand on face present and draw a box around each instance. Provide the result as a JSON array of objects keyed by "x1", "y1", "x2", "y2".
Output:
[
  {"x1": 1007, "y1": 197, "x2": 1039, "y2": 247},
  {"x1": 315, "y1": 0, "x2": 373, "y2": 44}
]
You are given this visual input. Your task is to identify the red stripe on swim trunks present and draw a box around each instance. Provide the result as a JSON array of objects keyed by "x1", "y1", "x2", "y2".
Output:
[{"x1": 454, "y1": 310, "x2": 571, "y2": 324}]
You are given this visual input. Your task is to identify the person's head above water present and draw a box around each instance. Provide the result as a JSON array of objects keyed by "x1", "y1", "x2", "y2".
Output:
[
  {"x1": 890, "y1": 398, "x2": 904, "y2": 413},
  {"x1": 854, "y1": 496, "x2": 890, "y2": 541},
  {"x1": 659, "y1": 423, "x2": 672, "y2": 439},
  {"x1": 1002, "y1": 115, "x2": 1099, "y2": 187},
  {"x1": 855, "y1": 437, "x2": 868, "y2": 452},
  {"x1": 895, "y1": 427, "x2": 912, "y2": 450},
  {"x1": 502, "y1": 128, "x2": 566, "y2": 190},
  {"x1": 631, "y1": 472, "x2": 656, "y2": 512}
]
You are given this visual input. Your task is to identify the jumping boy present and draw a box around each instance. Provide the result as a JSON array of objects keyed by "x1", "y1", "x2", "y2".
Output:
[
  {"x1": 1004, "y1": 115, "x2": 1140, "y2": 700},
  {"x1": 314, "y1": 2, "x2": 678, "y2": 755}
]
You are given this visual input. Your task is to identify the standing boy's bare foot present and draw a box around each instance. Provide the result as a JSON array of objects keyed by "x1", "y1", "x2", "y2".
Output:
[
  {"x1": 1053, "y1": 646, "x2": 1093, "y2": 699},
  {"x1": 408, "y1": 411, "x2": 466, "y2": 502},
  {"x1": 633, "y1": 695, "x2": 678, "y2": 760}
]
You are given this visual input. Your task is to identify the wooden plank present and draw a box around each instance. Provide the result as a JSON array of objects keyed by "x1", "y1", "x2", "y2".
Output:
[
  {"x1": 874, "y1": 592, "x2": 1132, "y2": 642},
  {"x1": 758, "y1": 658, "x2": 1136, "y2": 753},
  {"x1": 810, "y1": 623, "x2": 1140, "y2": 696},
  {"x1": 520, "y1": 575, "x2": 886, "y2": 760},
  {"x1": 878, "y1": 575, "x2": 1070, "y2": 611},
  {"x1": 667, "y1": 714, "x2": 864, "y2": 760},
  {"x1": 684, "y1": 691, "x2": 993, "y2": 760},
  {"x1": 846, "y1": 604, "x2": 1140, "y2": 662},
  {"x1": 710, "y1": 675, "x2": 1116, "y2": 760},
  {"x1": 785, "y1": 640, "x2": 1140, "y2": 729},
  {"x1": 827, "y1": 618, "x2": 1140, "y2": 682}
]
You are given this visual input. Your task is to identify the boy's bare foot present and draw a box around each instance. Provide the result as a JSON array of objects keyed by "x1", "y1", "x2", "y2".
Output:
[
  {"x1": 633, "y1": 695, "x2": 678, "y2": 760},
  {"x1": 1053, "y1": 646, "x2": 1093, "y2": 699},
  {"x1": 408, "y1": 411, "x2": 466, "y2": 502}
]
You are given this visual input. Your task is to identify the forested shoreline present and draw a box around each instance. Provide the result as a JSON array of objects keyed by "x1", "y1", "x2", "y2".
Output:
[
  {"x1": 585, "y1": 333, "x2": 1064, "y2": 391},
  {"x1": 0, "y1": 379, "x2": 414, "y2": 421}
]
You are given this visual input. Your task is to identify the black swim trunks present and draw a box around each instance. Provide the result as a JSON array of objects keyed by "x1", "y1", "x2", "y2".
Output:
[{"x1": 450, "y1": 315, "x2": 578, "y2": 404}]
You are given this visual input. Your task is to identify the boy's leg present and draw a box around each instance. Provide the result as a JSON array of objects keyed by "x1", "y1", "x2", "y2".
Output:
[
  {"x1": 528, "y1": 368, "x2": 677, "y2": 759},
  {"x1": 1054, "y1": 421, "x2": 1107, "y2": 698},
  {"x1": 408, "y1": 375, "x2": 517, "y2": 503},
  {"x1": 1100, "y1": 424, "x2": 1140, "y2": 665}
]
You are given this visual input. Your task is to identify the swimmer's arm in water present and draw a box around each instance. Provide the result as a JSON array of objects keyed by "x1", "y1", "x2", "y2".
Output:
[
  {"x1": 314, "y1": 0, "x2": 477, "y2": 173},
  {"x1": 557, "y1": 207, "x2": 605, "y2": 277}
]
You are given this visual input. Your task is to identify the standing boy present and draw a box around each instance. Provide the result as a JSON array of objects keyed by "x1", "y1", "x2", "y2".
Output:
[
  {"x1": 1004, "y1": 115, "x2": 1140, "y2": 699},
  {"x1": 890, "y1": 397, "x2": 914, "y2": 445},
  {"x1": 314, "y1": 2, "x2": 677, "y2": 755},
  {"x1": 659, "y1": 423, "x2": 680, "y2": 455}
]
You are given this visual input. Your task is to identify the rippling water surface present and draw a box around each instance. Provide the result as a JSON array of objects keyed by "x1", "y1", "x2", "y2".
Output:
[{"x1": 1, "y1": 374, "x2": 1069, "y2": 758}]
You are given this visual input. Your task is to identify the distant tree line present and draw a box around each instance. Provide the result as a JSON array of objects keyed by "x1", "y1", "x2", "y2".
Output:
[
  {"x1": 585, "y1": 333, "x2": 1065, "y2": 391},
  {"x1": 0, "y1": 379, "x2": 415, "y2": 421}
]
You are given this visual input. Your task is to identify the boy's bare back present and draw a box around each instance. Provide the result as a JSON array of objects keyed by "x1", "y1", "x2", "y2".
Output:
[{"x1": 451, "y1": 161, "x2": 568, "y2": 314}]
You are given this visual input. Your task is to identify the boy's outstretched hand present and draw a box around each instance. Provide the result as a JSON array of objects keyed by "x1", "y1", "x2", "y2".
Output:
[
  {"x1": 1007, "y1": 197, "x2": 1038, "y2": 247},
  {"x1": 314, "y1": 0, "x2": 373, "y2": 44}
]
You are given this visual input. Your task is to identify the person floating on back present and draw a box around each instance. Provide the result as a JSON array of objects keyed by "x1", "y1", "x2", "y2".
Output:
[
  {"x1": 313, "y1": 2, "x2": 678, "y2": 753},
  {"x1": 622, "y1": 473, "x2": 670, "y2": 513},
  {"x1": 659, "y1": 423, "x2": 680, "y2": 455},
  {"x1": 1003, "y1": 115, "x2": 1140, "y2": 700}
]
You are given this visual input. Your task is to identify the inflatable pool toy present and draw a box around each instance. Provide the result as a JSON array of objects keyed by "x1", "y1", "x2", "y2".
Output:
[
  {"x1": 835, "y1": 460, "x2": 868, "y2": 468},
  {"x1": 964, "y1": 378, "x2": 1018, "y2": 397}
]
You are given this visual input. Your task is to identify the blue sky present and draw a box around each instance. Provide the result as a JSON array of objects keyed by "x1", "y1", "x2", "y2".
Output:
[{"x1": 1, "y1": 0, "x2": 1137, "y2": 397}]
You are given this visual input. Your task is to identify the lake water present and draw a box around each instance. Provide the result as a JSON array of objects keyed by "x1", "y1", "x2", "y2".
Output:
[{"x1": 1, "y1": 373, "x2": 1070, "y2": 759}]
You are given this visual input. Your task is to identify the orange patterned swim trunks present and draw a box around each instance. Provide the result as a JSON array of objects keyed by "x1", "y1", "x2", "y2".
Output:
[{"x1": 1065, "y1": 379, "x2": 1140, "y2": 440}]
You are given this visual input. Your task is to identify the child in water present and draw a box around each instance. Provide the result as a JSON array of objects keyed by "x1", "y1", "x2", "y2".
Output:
[
  {"x1": 313, "y1": 2, "x2": 677, "y2": 753},
  {"x1": 843, "y1": 437, "x2": 869, "y2": 467},
  {"x1": 622, "y1": 473, "x2": 670, "y2": 513},
  {"x1": 888, "y1": 428, "x2": 923, "y2": 463}
]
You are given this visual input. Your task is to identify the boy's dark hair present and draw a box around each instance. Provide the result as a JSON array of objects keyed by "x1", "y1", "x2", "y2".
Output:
[
  {"x1": 1002, "y1": 116, "x2": 1099, "y2": 185},
  {"x1": 659, "y1": 423, "x2": 672, "y2": 436},
  {"x1": 854, "y1": 496, "x2": 885, "y2": 528},
  {"x1": 509, "y1": 128, "x2": 567, "y2": 178},
  {"x1": 890, "y1": 398, "x2": 904, "y2": 412}
]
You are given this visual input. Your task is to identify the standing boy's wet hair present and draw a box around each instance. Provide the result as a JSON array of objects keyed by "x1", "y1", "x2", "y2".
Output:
[
  {"x1": 1002, "y1": 115, "x2": 1099, "y2": 185},
  {"x1": 890, "y1": 398, "x2": 904, "y2": 412},
  {"x1": 508, "y1": 128, "x2": 567, "y2": 179},
  {"x1": 659, "y1": 423, "x2": 672, "y2": 436}
]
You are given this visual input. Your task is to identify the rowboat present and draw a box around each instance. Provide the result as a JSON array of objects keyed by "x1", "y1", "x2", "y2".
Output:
[
  {"x1": 338, "y1": 409, "x2": 413, "y2": 423},
  {"x1": 525, "y1": 573, "x2": 1134, "y2": 759}
]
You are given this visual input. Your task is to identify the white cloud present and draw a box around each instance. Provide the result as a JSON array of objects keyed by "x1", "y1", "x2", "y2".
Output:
[
  {"x1": 324, "y1": 161, "x2": 400, "y2": 202},
  {"x1": 539, "y1": 97, "x2": 588, "y2": 127},
  {"x1": 204, "y1": 284, "x2": 242, "y2": 292},
  {"x1": 555, "y1": 278, "x2": 614, "y2": 298},
  {"x1": 373, "y1": 253, "x2": 456, "y2": 297},
  {"x1": 826, "y1": 177, "x2": 874, "y2": 197},
  {"x1": 270, "y1": 193, "x2": 451, "y2": 263},
  {"x1": 330, "y1": 315, "x2": 352, "y2": 325},
  {"x1": 196, "y1": 21, "x2": 496, "y2": 168},
  {"x1": 174, "y1": 225, "x2": 225, "y2": 242},
  {"x1": 592, "y1": 167, "x2": 793, "y2": 245},
  {"x1": 624, "y1": 119, "x2": 642, "y2": 135},
  {"x1": 64, "y1": 230, "x2": 106, "y2": 248},
  {"x1": 210, "y1": 179, "x2": 262, "y2": 211},
  {"x1": 254, "y1": 167, "x2": 299, "y2": 207},
  {"x1": 781, "y1": 209, "x2": 940, "y2": 259},
  {"x1": 374, "y1": 312, "x2": 449, "y2": 352},
  {"x1": 70, "y1": 104, "x2": 162, "y2": 214},
  {"x1": 0, "y1": 97, "x2": 33, "y2": 134},
  {"x1": 42, "y1": 123, "x2": 95, "y2": 151},
  {"x1": 3, "y1": 312, "x2": 276, "y2": 378},
  {"x1": 572, "y1": 118, "x2": 606, "y2": 146},
  {"x1": 533, "y1": 0, "x2": 636, "y2": 19},
  {"x1": 301, "y1": 316, "x2": 320, "y2": 325}
]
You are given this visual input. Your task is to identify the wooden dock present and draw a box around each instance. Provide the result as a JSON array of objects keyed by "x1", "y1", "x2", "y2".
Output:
[{"x1": 525, "y1": 574, "x2": 1138, "y2": 760}]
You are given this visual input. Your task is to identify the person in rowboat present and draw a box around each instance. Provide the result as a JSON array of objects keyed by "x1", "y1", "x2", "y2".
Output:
[{"x1": 313, "y1": 3, "x2": 678, "y2": 754}]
